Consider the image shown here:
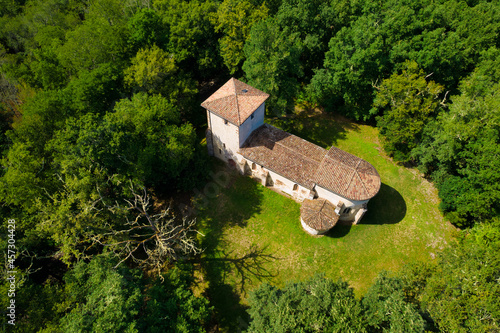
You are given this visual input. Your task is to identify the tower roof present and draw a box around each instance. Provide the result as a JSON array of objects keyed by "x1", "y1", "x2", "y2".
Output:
[
  {"x1": 300, "y1": 198, "x2": 339, "y2": 232},
  {"x1": 201, "y1": 78, "x2": 269, "y2": 125}
]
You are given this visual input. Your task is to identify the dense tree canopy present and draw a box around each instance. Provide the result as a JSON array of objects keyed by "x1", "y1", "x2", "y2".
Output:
[
  {"x1": 420, "y1": 221, "x2": 500, "y2": 332},
  {"x1": 398, "y1": 220, "x2": 500, "y2": 332},
  {"x1": 374, "y1": 60, "x2": 445, "y2": 163},
  {"x1": 248, "y1": 274, "x2": 428, "y2": 332},
  {"x1": 1, "y1": 255, "x2": 211, "y2": 332},
  {"x1": 213, "y1": 0, "x2": 268, "y2": 75},
  {"x1": 248, "y1": 275, "x2": 366, "y2": 332},
  {"x1": 1, "y1": 0, "x2": 499, "y2": 331},
  {"x1": 243, "y1": 17, "x2": 303, "y2": 114},
  {"x1": 413, "y1": 49, "x2": 500, "y2": 226}
]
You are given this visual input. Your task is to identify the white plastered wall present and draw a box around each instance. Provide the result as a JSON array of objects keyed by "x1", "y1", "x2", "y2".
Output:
[
  {"x1": 314, "y1": 184, "x2": 369, "y2": 222},
  {"x1": 207, "y1": 111, "x2": 240, "y2": 162},
  {"x1": 238, "y1": 103, "x2": 265, "y2": 147}
]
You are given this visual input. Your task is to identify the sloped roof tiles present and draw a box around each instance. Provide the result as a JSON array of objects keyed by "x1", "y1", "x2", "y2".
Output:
[
  {"x1": 300, "y1": 198, "x2": 339, "y2": 232},
  {"x1": 201, "y1": 78, "x2": 269, "y2": 126},
  {"x1": 239, "y1": 125, "x2": 381, "y2": 201},
  {"x1": 202, "y1": 78, "x2": 381, "y2": 202}
]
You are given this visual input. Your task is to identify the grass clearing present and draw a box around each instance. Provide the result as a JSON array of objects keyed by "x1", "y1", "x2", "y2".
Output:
[{"x1": 196, "y1": 110, "x2": 457, "y2": 332}]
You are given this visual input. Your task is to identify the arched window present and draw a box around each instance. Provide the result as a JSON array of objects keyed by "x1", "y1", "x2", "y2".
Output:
[
  {"x1": 252, "y1": 163, "x2": 257, "y2": 170},
  {"x1": 293, "y1": 184, "x2": 298, "y2": 191}
]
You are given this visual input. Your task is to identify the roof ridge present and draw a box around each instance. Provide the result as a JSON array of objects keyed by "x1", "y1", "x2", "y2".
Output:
[
  {"x1": 320, "y1": 198, "x2": 326, "y2": 212},
  {"x1": 354, "y1": 159, "x2": 361, "y2": 169},
  {"x1": 232, "y1": 78, "x2": 242, "y2": 125},
  {"x1": 344, "y1": 169, "x2": 356, "y2": 194},
  {"x1": 355, "y1": 161, "x2": 369, "y2": 197},
  {"x1": 356, "y1": 172, "x2": 369, "y2": 198}
]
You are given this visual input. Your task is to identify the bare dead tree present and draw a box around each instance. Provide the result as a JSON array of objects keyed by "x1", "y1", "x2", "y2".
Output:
[{"x1": 92, "y1": 183, "x2": 203, "y2": 277}]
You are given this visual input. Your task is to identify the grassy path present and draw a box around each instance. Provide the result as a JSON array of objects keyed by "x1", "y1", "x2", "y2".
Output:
[{"x1": 196, "y1": 111, "x2": 457, "y2": 331}]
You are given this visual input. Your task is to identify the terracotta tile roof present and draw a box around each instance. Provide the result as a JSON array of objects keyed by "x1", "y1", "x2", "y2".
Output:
[
  {"x1": 314, "y1": 147, "x2": 381, "y2": 201},
  {"x1": 201, "y1": 78, "x2": 269, "y2": 125},
  {"x1": 239, "y1": 125, "x2": 381, "y2": 201},
  {"x1": 301, "y1": 198, "x2": 339, "y2": 232},
  {"x1": 239, "y1": 124, "x2": 326, "y2": 190}
]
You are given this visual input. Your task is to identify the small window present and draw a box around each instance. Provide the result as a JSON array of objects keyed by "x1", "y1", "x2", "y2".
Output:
[
  {"x1": 293, "y1": 184, "x2": 298, "y2": 191},
  {"x1": 343, "y1": 207, "x2": 351, "y2": 215},
  {"x1": 219, "y1": 149, "x2": 222, "y2": 155},
  {"x1": 252, "y1": 163, "x2": 257, "y2": 170},
  {"x1": 223, "y1": 143, "x2": 226, "y2": 149},
  {"x1": 224, "y1": 119, "x2": 228, "y2": 125},
  {"x1": 251, "y1": 113, "x2": 254, "y2": 120}
]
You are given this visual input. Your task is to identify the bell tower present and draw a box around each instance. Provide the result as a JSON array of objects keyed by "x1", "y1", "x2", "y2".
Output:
[{"x1": 201, "y1": 78, "x2": 269, "y2": 162}]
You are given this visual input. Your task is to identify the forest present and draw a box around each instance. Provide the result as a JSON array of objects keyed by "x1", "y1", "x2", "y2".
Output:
[{"x1": 0, "y1": 0, "x2": 499, "y2": 332}]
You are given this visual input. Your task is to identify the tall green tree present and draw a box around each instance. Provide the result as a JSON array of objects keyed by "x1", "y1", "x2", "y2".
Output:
[
  {"x1": 308, "y1": 12, "x2": 390, "y2": 120},
  {"x1": 212, "y1": 0, "x2": 268, "y2": 75},
  {"x1": 127, "y1": 8, "x2": 167, "y2": 52},
  {"x1": 155, "y1": 0, "x2": 221, "y2": 80},
  {"x1": 274, "y1": 0, "x2": 340, "y2": 81},
  {"x1": 0, "y1": 89, "x2": 70, "y2": 217},
  {"x1": 64, "y1": 63, "x2": 123, "y2": 115},
  {"x1": 54, "y1": 254, "x2": 142, "y2": 333},
  {"x1": 124, "y1": 44, "x2": 197, "y2": 113},
  {"x1": 243, "y1": 17, "x2": 303, "y2": 115},
  {"x1": 418, "y1": 221, "x2": 500, "y2": 332},
  {"x1": 247, "y1": 275, "x2": 366, "y2": 332},
  {"x1": 362, "y1": 272, "x2": 426, "y2": 332},
  {"x1": 374, "y1": 60, "x2": 445, "y2": 163},
  {"x1": 56, "y1": 0, "x2": 131, "y2": 73},
  {"x1": 138, "y1": 265, "x2": 212, "y2": 333},
  {"x1": 413, "y1": 49, "x2": 500, "y2": 226},
  {"x1": 106, "y1": 93, "x2": 196, "y2": 185},
  {"x1": 124, "y1": 44, "x2": 176, "y2": 94},
  {"x1": 2, "y1": 256, "x2": 211, "y2": 332}
]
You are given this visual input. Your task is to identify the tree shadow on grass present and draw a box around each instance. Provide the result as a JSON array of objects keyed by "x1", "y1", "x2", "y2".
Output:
[
  {"x1": 269, "y1": 108, "x2": 360, "y2": 148},
  {"x1": 194, "y1": 167, "x2": 279, "y2": 331},
  {"x1": 362, "y1": 183, "x2": 407, "y2": 225},
  {"x1": 198, "y1": 244, "x2": 279, "y2": 332},
  {"x1": 204, "y1": 245, "x2": 279, "y2": 293}
]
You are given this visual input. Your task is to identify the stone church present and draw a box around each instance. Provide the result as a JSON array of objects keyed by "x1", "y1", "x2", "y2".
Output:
[{"x1": 201, "y1": 78, "x2": 381, "y2": 235}]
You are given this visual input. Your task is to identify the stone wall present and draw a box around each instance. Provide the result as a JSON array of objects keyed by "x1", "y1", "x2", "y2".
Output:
[{"x1": 239, "y1": 158, "x2": 312, "y2": 202}]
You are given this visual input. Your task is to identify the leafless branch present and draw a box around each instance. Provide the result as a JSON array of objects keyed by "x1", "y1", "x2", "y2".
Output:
[
  {"x1": 440, "y1": 90, "x2": 449, "y2": 106},
  {"x1": 92, "y1": 182, "x2": 203, "y2": 278}
]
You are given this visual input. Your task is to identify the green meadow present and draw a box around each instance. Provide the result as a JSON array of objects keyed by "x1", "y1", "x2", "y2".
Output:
[{"x1": 195, "y1": 110, "x2": 457, "y2": 331}]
